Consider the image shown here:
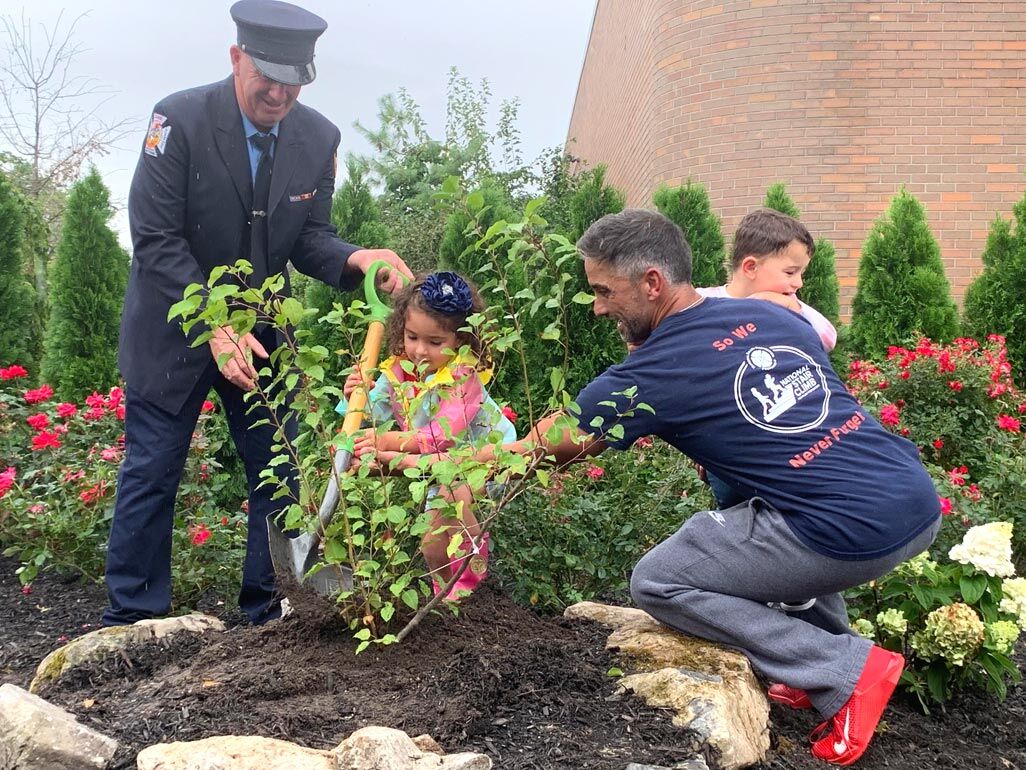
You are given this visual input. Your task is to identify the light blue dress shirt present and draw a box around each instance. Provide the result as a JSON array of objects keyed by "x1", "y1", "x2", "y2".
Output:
[{"x1": 239, "y1": 110, "x2": 279, "y2": 185}]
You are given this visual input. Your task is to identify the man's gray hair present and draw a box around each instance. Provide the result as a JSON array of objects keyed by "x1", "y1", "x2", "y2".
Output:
[{"x1": 576, "y1": 209, "x2": 693, "y2": 285}]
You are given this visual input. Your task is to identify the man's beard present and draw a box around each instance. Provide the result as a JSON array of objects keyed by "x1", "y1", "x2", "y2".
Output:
[{"x1": 617, "y1": 317, "x2": 650, "y2": 347}]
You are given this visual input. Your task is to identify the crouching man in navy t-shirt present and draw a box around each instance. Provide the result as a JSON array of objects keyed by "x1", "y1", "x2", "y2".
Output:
[{"x1": 505, "y1": 210, "x2": 939, "y2": 766}]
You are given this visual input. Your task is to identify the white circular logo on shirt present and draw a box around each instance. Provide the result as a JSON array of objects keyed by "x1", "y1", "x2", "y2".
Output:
[{"x1": 734, "y1": 346, "x2": 830, "y2": 433}]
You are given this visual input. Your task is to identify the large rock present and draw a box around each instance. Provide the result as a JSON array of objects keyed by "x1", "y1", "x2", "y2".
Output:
[
  {"x1": 136, "y1": 736, "x2": 336, "y2": 770},
  {"x1": 31, "y1": 613, "x2": 225, "y2": 693},
  {"x1": 136, "y1": 729, "x2": 491, "y2": 770},
  {"x1": 334, "y1": 726, "x2": 491, "y2": 769},
  {"x1": 565, "y1": 602, "x2": 769, "y2": 769},
  {"x1": 0, "y1": 683, "x2": 118, "y2": 769}
]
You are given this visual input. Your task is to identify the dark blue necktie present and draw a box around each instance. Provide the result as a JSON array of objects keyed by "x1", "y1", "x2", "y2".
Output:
[{"x1": 249, "y1": 133, "x2": 275, "y2": 283}]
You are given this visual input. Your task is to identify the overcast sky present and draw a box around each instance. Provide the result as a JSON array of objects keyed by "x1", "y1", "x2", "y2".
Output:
[{"x1": 0, "y1": 0, "x2": 596, "y2": 247}]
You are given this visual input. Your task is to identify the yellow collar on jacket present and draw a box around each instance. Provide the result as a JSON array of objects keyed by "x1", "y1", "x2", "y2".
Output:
[{"x1": 379, "y1": 352, "x2": 493, "y2": 391}]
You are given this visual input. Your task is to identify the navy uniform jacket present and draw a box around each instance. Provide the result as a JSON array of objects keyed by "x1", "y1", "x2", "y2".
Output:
[{"x1": 120, "y1": 76, "x2": 361, "y2": 413}]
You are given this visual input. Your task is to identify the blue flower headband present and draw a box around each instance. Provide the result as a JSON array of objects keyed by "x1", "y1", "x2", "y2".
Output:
[{"x1": 420, "y1": 272, "x2": 473, "y2": 315}]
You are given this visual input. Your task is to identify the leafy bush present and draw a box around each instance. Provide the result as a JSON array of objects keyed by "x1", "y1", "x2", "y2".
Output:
[
  {"x1": 653, "y1": 181, "x2": 727, "y2": 288},
  {"x1": 963, "y1": 192, "x2": 1026, "y2": 388},
  {"x1": 846, "y1": 521, "x2": 1023, "y2": 710},
  {"x1": 849, "y1": 188, "x2": 959, "y2": 358},
  {"x1": 40, "y1": 169, "x2": 128, "y2": 401},
  {"x1": 494, "y1": 437, "x2": 711, "y2": 611},
  {"x1": 0, "y1": 368, "x2": 246, "y2": 605}
]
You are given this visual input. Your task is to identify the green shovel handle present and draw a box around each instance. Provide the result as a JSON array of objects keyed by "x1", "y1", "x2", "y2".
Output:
[{"x1": 363, "y1": 260, "x2": 408, "y2": 322}]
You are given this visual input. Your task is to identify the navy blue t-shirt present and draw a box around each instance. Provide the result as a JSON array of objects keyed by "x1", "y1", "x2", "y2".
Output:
[{"x1": 574, "y1": 297, "x2": 940, "y2": 561}]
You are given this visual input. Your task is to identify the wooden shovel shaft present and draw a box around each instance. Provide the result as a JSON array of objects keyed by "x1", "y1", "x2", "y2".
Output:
[
  {"x1": 314, "y1": 319, "x2": 386, "y2": 534},
  {"x1": 340, "y1": 320, "x2": 386, "y2": 437}
]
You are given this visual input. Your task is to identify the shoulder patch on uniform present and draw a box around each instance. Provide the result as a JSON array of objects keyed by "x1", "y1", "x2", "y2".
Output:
[{"x1": 144, "y1": 112, "x2": 172, "y2": 157}]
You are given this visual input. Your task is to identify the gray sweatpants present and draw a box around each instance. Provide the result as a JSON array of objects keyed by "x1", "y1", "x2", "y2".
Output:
[{"x1": 630, "y1": 498, "x2": 941, "y2": 718}]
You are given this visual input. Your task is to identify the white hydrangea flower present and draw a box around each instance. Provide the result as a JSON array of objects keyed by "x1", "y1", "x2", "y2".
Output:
[
  {"x1": 876, "y1": 608, "x2": 908, "y2": 636},
  {"x1": 852, "y1": 618, "x2": 876, "y2": 639},
  {"x1": 986, "y1": 620, "x2": 1020, "y2": 655},
  {"x1": 910, "y1": 603, "x2": 985, "y2": 667},
  {"x1": 999, "y1": 576, "x2": 1026, "y2": 630},
  {"x1": 948, "y1": 521, "x2": 1015, "y2": 578}
]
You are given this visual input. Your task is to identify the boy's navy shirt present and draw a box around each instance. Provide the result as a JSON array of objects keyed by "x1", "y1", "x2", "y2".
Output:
[{"x1": 574, "y1": 297, "x2": 940, "y2": 561}]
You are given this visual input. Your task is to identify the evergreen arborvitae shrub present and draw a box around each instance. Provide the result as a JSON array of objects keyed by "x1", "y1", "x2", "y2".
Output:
[
  {"x1": 567, "y1": 165, "x2": 625, "y2": 241},
  {"x1": 0, "y1": 171, "x2": 39, "y2": 377},
  {"x1": 762, "y1": 182, "x2": 840, "y2": 325},
  {"x1": 438, "y1": 180, "x2": 515, "y2": 279},
  {"x1": 963, "y1": 192, "x2": 1026, "y2": 386},
  {"x1": 303, "y1": 158, "x2": 390, "y2": 368},
  {"x1": 653, "y1": 181, "x2": 727, "y2": 287},
  {"x1": 560, "y1": 165, "x2": 628, "y2": 414},
  {"x1": 41, "y1": 169, "x2": 129, "y2": 400},
  {"x1": 849, "y1": 188, "x2": 959, "y2": 358}
]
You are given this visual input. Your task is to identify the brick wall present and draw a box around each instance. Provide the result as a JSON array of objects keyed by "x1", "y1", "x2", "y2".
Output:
[{"x1": 567, "y1": 0, "x2": 1026, "y2": 316}]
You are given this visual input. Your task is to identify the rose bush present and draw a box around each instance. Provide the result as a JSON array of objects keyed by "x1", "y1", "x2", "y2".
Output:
[
  {"x1": 847, "y1": 335, "x2": 1026, "y2": 566},
  {"x1": 1, "y1": 367, "x2": 246, "y2": 605}
]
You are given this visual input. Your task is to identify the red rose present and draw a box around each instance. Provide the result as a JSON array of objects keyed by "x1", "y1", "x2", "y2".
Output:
[
  {"x1": 500, "y1": 405, "x2": 517, "y2": 422},
  {"x1": 878, "y1": 404, "x2": 901, "y2": 426},
  {"x1": 0, "y1": 365, "x2": 28, "y2": 380},
  {"x1": 0, "y1": 466, "x2": 16, "y2": 498},
  {"x1": 932, "y1": 439, "x2": 944, "y2": 450},
  {"x1": 56, "y1": 403, "x2": 78, "y2": 419},
  {"x1": 189, "y1": 523, "x2": 212, "y2": 546},
  {"x1": 939, "y1": 496, "x2": 953, "y2": 516},
  {"x1": 26, "y1": 413, "x2": 50, "y2": 430},
  {"x1": 997, "y1": 414, "x2": 1021, "y2": 432},
  {"x1": 585, "y1": 465, "x2": 605, "y2": 480},
  {"x1": 23, "y1": 385, "x2": 54, "y2": 405},
  {"x1": 79, "y1": 483, "x2": 107, "y2": 505},
  {"x1": 201, "y1": 400, "x2": 216, "y2": 413},
  {"x1": 31, "y1": 431, "x2": 61, "y2": 451}
]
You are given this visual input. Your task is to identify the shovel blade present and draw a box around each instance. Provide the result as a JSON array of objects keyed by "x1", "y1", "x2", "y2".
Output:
[{"x1": 267, "y1": 515, "x2": 352, "y2": 597}]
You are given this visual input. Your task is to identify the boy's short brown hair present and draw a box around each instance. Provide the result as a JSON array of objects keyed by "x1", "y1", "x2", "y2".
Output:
[{"x1": 731, "y1": 208, "x2": 815, "y2": 269}]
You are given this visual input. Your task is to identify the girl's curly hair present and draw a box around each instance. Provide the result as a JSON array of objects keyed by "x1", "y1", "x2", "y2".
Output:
[{"x1": 385, "y1": 273, "x2": 490, "y2": 368}]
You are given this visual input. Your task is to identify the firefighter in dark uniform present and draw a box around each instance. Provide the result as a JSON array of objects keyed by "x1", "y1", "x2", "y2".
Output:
[{"x1": 104, "y1": 0, "x2": 412, "y2": 626}]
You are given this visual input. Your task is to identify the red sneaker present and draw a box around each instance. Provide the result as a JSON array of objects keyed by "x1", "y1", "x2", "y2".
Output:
[
  {"x1": 768, "y1": 683, "x2": 813, "y2": 710},
  {"x1": 810, "y1": 646, "x2": 905, "y2": 766}
]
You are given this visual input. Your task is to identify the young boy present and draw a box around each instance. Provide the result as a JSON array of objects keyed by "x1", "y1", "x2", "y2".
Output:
[
  {"x1": 698, "y1": 209, "x2": 838, "y2": 508},
  {"x1": 699, "y1": 208, "x2": 837, "y2": 351}
]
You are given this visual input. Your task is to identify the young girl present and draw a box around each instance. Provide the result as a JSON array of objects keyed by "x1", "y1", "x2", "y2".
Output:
[{"x1": 341, "y1": 271, "x2": 516, "y2": 599}]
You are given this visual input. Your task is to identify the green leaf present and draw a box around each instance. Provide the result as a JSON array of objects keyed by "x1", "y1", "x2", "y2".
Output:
[
  {"x1": 925, "y1": 662, "x2": 948, "y2": 704},
  {"x1": 959, "y1": 573, "x2": 988, "y2": 604},
  {"x1": 606, "y1": 667, "x2": 624, "y2": 677},
  {"x1": 167, "y1": 293, "x2": 203, "y2": 322},
  {"x1": 324, "y1": 539, "x2": 347, "y2": 563},
  {"x1": 279, "y1": 296, "x2": 305, "y2": 326},
  {"x1": 401, "y1": 589, "x2": 419, "y2": 610},
  {"x1": 571, "y1": 291, "x2": 595, "y2": 305}
]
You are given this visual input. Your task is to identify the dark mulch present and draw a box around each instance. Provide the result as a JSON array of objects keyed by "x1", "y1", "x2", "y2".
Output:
[{"x1": 3, "y1": 557, "x2": 1025, "y2": 770}]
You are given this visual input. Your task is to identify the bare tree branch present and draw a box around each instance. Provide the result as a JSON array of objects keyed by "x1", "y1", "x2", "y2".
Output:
[{"x1": 0, "y1": 10, "x2": 134, "y2": 197}]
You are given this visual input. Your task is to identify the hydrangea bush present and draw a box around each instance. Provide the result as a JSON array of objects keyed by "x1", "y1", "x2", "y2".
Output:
[{"x1": 846, "y1": 521, "x2": 1023, "y2": 709}]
